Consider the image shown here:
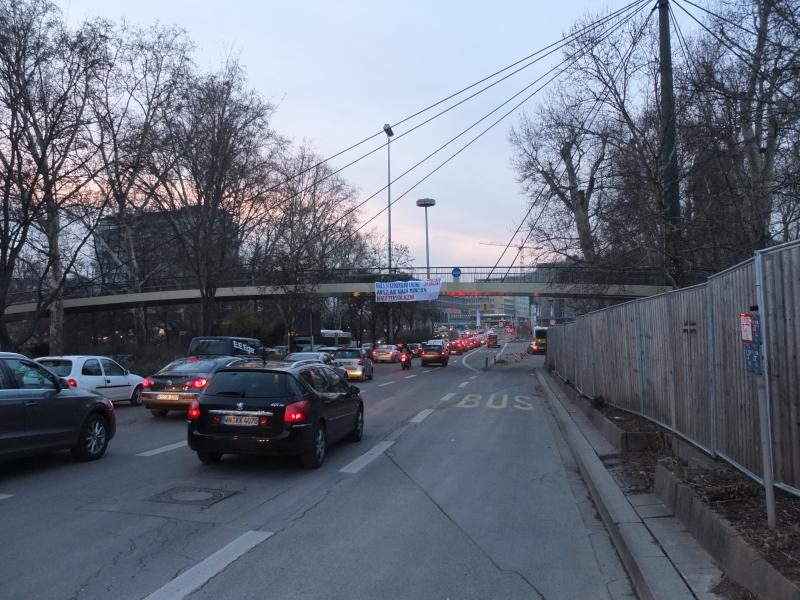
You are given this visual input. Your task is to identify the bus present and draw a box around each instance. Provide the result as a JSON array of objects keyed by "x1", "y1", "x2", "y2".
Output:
[
  {"x1": 319, "y1": 329, "x2": 352, "y2": 348},
  {"x1": 482, "y1": 313, "x2": 513, "y2": 330},
  {"x1": 529, "y1": 326, "x2": 548, "y2": 354}
]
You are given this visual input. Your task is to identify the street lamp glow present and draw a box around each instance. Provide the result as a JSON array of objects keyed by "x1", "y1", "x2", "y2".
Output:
[{"x1": 416, "y1": 198, "x2": 436, "y2": 278}]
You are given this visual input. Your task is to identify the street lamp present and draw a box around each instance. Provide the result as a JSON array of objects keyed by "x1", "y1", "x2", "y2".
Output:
[
  {"x1": 383, "y1": 123, "x2": 394, "y2": 342},
  {"x1": 416, "y1": 198, "x2": 436, "y2": 278}
]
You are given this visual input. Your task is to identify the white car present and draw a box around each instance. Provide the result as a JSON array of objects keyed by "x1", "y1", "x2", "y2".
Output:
[{"x1": 36, "y1": 355, "x2": 145, "y2": 405}]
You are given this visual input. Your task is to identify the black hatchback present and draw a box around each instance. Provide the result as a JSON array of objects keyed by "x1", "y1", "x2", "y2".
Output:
[
  {"x1": 187, "y1": 361, "x2": 364, "y2": 468},
  {"x1": 0, "y1": 352, "x2": 116, "y2": 461}
]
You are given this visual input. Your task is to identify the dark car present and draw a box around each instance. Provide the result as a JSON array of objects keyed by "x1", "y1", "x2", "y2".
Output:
[
  {"x1": 187, "y1": 361, "x2": 363, "y2": 468},
  {"x1": 142, "y1": 356, "x2": 244, "y2": 417},
  {"x1": 421, "y1": 342, "x2": 449, "y2": 366},
  {"x1": 0, "y1": 352, "x2": 116, "y2": 461}
]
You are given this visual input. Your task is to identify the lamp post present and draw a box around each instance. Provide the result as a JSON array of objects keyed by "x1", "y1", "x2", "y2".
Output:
[
  {"x1": 416, "y1": 198, "x2": 436, "y2": 278},
  {"x1": 384, "y1": 124, "x2": 394, "y2": 342}
]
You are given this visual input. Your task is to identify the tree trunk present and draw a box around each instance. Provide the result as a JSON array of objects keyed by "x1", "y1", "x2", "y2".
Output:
[{"x1": 47, "y1": 204, "x2": 64, "y2": 355}]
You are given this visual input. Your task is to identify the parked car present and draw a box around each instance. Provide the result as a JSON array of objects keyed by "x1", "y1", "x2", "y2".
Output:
[
  {"x1": 186, "y1": 336, "x2": 265, "y2": 357},
  {"x1": 142, "y1": 356, "x2": 245, "y2": 417},
  {"x1": 187, "y1": 362, "x2": 363, "y2": 468},
  {"x1": 332, "y1": 347, "x2": 374, "y2": 381},
  {"x1": 373, "y1": 344, "x2": 401, "y2": 363},
  {"x1": 36, "y1": 355, "x2": 145, "y2": 405},
  {"x1": 0, "y1": 352, "x2": 116, "y2": 461},
  {"x1": 421, "y1": 341, "x2": 449, "y2": 366}
]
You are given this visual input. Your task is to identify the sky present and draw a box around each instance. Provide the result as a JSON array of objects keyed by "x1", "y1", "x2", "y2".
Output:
[{"x1": 59, "y1": 0, "x2": 644, "y2": 270}]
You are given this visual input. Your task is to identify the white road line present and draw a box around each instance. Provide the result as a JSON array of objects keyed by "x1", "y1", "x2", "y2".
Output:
[
  {"x1": 469, "y1": 375, "x2": 478, "y2": 380},
  {"x1": 423, "y1": 369, "x2": 432, "y2": 373},
  {"x1": 457, "y1": 381, "x2": 470, "y2": 388},
  {"x1": 0, "y1": 494, "x2": 13, "y2": 501},
  {"x1": 340, "y1": 441, "x2": 395, "y2": 474},
  {"x1": 404, "y1": 374, "x2": 417, "y2": 379},
  {"x1": 143, "y1": 530, "x2": 273, "y2": 600},
  {"x1": 410, "y1": 409, "x2": 434, "y2": 423},
  {"x1": 136, "y1": 440, "x2": 187, "y2": 457},
  {"x1": 378, "y1": 381, "x2": 396, "y2": 387},
  {"x1": 439, "y1": 393, "x2": 456, "y2": 403},
  {"x1": 461, "y1": 348, "x2": 482, "y2": 374}
]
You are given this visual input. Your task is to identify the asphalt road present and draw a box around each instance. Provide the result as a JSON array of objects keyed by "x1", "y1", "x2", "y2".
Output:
[{"x1": 0, "y1": 342, "x2": 635, "y2": 600}]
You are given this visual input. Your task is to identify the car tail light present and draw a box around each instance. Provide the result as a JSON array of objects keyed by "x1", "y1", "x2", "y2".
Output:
[
  {"x1": 401, "y1": 354, "x2": 408, "y2": 361},
  {"x1": 190, "y1": 378, "x2": 208, "y2": 389},
  {"x1": 67, "y1": 378, "x2": 77, "y2": 388},
  {"x1": 284, "y1": 400, "x2": 310, "y2": 424},
  {"x1": 357, "y1": 358, "x2": 364, "y2": 365},
  {"x1": 142, "y1": 376, "x2": 152, "y2": 388},
  {"x1": 441, "y1": 351, "x2": 446, "y2": 356},
  {"x1": 188, "y1": 399, "x2": 201, "y2": 420}
]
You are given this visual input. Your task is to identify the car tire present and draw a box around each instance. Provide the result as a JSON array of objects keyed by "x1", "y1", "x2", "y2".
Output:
[
  {"x1": 349, "y1": 404, "x2": 364, "y2": 442},
  {"x1": 71, "y1": 413, "x2": 109, "y2": 461},
  {"x1": 130, "y1": 385, "x2": 143, "y2": 406},
  {"x1": 301, "y1": 421, "x2": 326, "y2": 469},
  {"x1": 197, "y1": 451, "x2": 222, "y2": 464},
  {"x1": 150, "y1": 409, "x2": 168, "y2": 417}
]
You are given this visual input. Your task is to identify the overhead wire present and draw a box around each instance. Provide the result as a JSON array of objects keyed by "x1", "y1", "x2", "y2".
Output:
[{"x1": 318, "y1": 0, "x2": 650, "y2": 265}]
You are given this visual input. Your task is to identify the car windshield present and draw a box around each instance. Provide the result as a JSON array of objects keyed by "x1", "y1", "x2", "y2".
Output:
[
  {"x1": 285, "y1": 353, "x2": 320, "y2": 362},
  {"x1": 159, "y1": 358, "x2": 222, "y2": 374},
  {"x1": 37, "y1": 359, "x2": 72, "y2": 377},
  {"x1": 205, "y1": 371, "x2": 288, "y2": 397},
  {"x1": 334, "y1": 349, "x2": 360, "y2": 359}
]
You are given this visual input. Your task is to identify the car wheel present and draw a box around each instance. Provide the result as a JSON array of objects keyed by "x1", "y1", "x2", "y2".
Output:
[
  {"x1": 197, "y1": 451, "x2": 222, "y2": 464},
  {"x1": 71, "y1": 413, "x2": 109, "y2": 461},
  {"x1": 349, "y1": 404, "x2": 364, "y2": 442},
  {"x1": 301, "y1": 421, "x2": 326, "y2": 469},
  {"x1": 130, "y1": 385, "x2": 143, "y2": 406},
  {"x1": 150, "y1": 409, "x2": 168, "y2": 417}
]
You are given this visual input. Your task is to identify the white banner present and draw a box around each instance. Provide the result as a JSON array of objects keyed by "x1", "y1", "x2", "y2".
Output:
[{"x1": 375, "y1": 278, "x2": 442, "y2": 302}]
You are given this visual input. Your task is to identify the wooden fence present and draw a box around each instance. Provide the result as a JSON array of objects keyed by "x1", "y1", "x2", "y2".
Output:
[{"x1": 547, "y1": 240, "x2": 800, "y2": 494}]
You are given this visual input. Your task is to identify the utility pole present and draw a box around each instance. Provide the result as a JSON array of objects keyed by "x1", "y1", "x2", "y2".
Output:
[{"x1": 658, "y1": 0, "x2": 682, "y2": 286}]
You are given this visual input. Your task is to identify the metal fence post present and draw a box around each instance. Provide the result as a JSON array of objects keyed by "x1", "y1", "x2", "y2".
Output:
[
  {"x1": 705, "y1": 282, "x2": 718, "y2": 457},
  {"x1": 634, "y1": 301, "x2": 646, "y2": 415},
  {"x1": 754, "y1": 250, "x2": 777, "y2": 530}
]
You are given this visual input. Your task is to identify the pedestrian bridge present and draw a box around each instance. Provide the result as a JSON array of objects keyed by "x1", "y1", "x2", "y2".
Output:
[{"x1": 3, "y1": 266, "x2": 672, "y2": 317}]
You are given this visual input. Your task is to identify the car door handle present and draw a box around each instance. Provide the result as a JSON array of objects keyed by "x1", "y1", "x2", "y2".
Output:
[
  {"x1": 25, "y1": 400, "x2": 39, "y2": 407},
  {"x1": 106, "y1": 379, "x2": 111, "y2": 383}
]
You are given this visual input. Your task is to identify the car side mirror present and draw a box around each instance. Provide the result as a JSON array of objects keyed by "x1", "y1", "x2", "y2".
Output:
[
  {"x1": 350, "y1": 385, "x2": 360, "y2": 395},
  {"x1": 58, "y1": 378, "x2": 69, "y2": 390},
  {"x1": 124, "y1": 369, "x2": 130, "y2": 375}
]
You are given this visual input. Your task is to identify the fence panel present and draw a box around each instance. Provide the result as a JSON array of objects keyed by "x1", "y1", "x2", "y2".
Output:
[
  {"x1": 763, "y1": 243, "x2": 800, "y2": 490},
  {"x1": 636, "y1": 294, "x2": 676, "y2": 427},
  {"x1": 709, "y1": 260, "x2": 762, "y2": 478}
]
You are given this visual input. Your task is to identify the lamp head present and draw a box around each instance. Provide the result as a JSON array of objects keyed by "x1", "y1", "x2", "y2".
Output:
[
  {"x1": 383, "y1": 124, "x2": 394, "y2": 137},
  {"x1": 416, "y1": 198, "x2": 436, "y2": 208}
]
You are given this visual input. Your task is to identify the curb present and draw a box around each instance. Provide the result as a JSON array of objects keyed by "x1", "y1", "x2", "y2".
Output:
[
  {"x1": 536, "y1": 370, "x2": 694, "y2": 600},
  {"x1": 655, "y1": 464, "x2": 800, "y2": 600}
]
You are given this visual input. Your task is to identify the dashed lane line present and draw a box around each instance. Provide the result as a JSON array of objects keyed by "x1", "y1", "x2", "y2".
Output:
[
  {"x1": 143, "y1": 530, "x2": 273, "y2": 600},
  {"x1": 404, "y1": 374, "x2": 417, "y2": 379},
  {"x1": 0, "y1": 494, "x2": 12, "y2": 501},
  {"x1": 469, "y1": 375, "x2": 478, "y2": 380},
  {"x1": 340, "y1": 441, "x2": 395, "y2": 474},
  {"x1": 457, "y1": 381, "x2": 470, "y2": 388},
  {"x1": 378, "y1": 381, "x2": 396, "y2": 387},
  {"x1": 410, "y1": 409, "x2": 434, "y2": 424},
  {"x1": 439, "y1": 393, "x2": 456, "y2": 403},
  {"x1": 423, "y1": 370, "x2": 432, "y2": 373},
  {"x1": 136, "y1": 440, "x2": 188, "y2": 457}
]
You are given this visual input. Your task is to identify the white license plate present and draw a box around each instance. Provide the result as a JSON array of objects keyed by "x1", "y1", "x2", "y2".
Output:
[
  {"x1": 156, "y1": 393, "x2": 180, "y2": 401},
  {"x1": 222, "y1": 415, "x2": 259, "y2": 426}
]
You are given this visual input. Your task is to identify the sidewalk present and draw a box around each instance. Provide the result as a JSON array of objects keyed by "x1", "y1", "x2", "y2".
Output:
[{"x1": 536, "y1": 368, "x2": 728, "y2": 600}]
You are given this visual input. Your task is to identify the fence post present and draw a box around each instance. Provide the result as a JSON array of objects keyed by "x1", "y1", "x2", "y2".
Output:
[
  {"x1": 705, "y1": 282, "x2": 717, "y2": 457},
  {"x1": 634, "y1": 301, "x2": 646, "y2": 415},
  {"x1": 754, "y1": 250, "x2": 777, "y2": 530}
]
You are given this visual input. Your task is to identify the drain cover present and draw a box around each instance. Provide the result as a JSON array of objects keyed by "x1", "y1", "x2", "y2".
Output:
[{"x1": 149, "y1": 486, "x2": 237, "y2": 507}]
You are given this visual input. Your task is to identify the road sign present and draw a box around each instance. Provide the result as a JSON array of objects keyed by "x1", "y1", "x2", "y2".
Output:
[
  {"x1": 739, "y1": 313, "x2": 753, "y2": 343},
  {"x1": 452, "y1": 267, "x2": 462, "y2": 279}
]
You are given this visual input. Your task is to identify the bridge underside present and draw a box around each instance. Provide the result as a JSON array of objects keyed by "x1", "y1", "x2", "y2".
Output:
[{"x1": 3, "y1": 281, "x2": 671, "y2": 319}]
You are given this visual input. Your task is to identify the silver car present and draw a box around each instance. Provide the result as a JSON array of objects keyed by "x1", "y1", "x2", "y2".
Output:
[{"x1": 333, "y1": 348, "x2": 374, "y2": 381}]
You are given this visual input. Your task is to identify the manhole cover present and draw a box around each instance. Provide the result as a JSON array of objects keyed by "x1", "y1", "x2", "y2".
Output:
[{"x1": 149, "y1": 486, "x2": 237, "y2": 507}]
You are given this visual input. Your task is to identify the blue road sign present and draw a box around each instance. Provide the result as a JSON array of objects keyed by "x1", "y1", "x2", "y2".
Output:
[{"x1": 452, "y1": 267, "x2": 462, "y2": 279}]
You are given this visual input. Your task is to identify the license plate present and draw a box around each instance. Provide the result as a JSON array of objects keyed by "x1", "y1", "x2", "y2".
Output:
[
  {"x1": 222, "y1": 415, "x2": 259, "y2": 426},
  {"x1": 156, "y1": 393, "x2": 180, "y2": 401}
]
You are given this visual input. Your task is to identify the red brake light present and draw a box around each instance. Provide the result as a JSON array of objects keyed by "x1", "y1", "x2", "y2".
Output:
[
  {"x1": 188, "y1": 399, "x2": 201, "y2": 420},
  {"x1": 191, "y1": 378, "x2": 208, "y2": 389},
  {"x1": 441, "y1": 351, "x2": 446, "y2": 356},
  {"x1": 142, "y1": 376, "x2": 152, "y2": 388},
  {"x1": 67, "y1": 378, "x2": 77, "y2": 388},
  {"x1": 284, "y1": 400, "x2": 310, "y2": 424}
]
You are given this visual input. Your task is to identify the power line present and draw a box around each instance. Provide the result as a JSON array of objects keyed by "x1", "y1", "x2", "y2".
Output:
[{"x1": 318, "y1": 2, "x2": 648, "y2": 263}]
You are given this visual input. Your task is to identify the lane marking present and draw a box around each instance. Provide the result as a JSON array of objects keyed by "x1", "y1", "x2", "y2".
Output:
[
  {"x1": 457, "y1": 381, "x2": 470, "y2": 388},
  {"x1": 404, "y1": 374, "x2": 417, "y2": 379},
  {"x1": 439, "y1": 393, "x2": 456, "y2": 403},
  {"x1": 378, "y1": 381, "x2": 395, "y2": 387},
  {"x1": 136, "y1": 440, "x2": 187, "y2": 457},
  {"x1": 340, "y1": 441, "x2": 395, "y2": 474},
  {"x1": 423, "y1": 370, "x2": 432, "y2": 373},
  {"x1": 0, "y1": 494, "x2": 13, "y2": 501},
  {"x1": 410, "y1": 409, "x2": 434, "y2": 423},
  {"x1": 469, "y1": 375, "x2": 478, "y2": 380},
  {"x1": 143, "y1": 530, "x2": 273, "y2": 600},
  {"x1": 461, "y1": 348, "x2": 482, "y2": 374}
]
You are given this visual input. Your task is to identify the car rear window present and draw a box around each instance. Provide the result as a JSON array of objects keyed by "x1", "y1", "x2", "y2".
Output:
[
  {"x1": 188, "y1": 339, "x2": 228, "y2": 355},
  {"x1": 159, "y1": 358, "x2": 222, "y2": 374},
  {"x1": 38, "y1": 359, "x2": 72, "y2": 377},
  {"x1": 334, "y1": 349, "x2": 360, "y2": 359},
  {"x1": 285, "y1": 353, "x2": 318, "y2": 361},
  {"x1": 205, "y1": 371, "x2": 289, "y2": 397}
]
